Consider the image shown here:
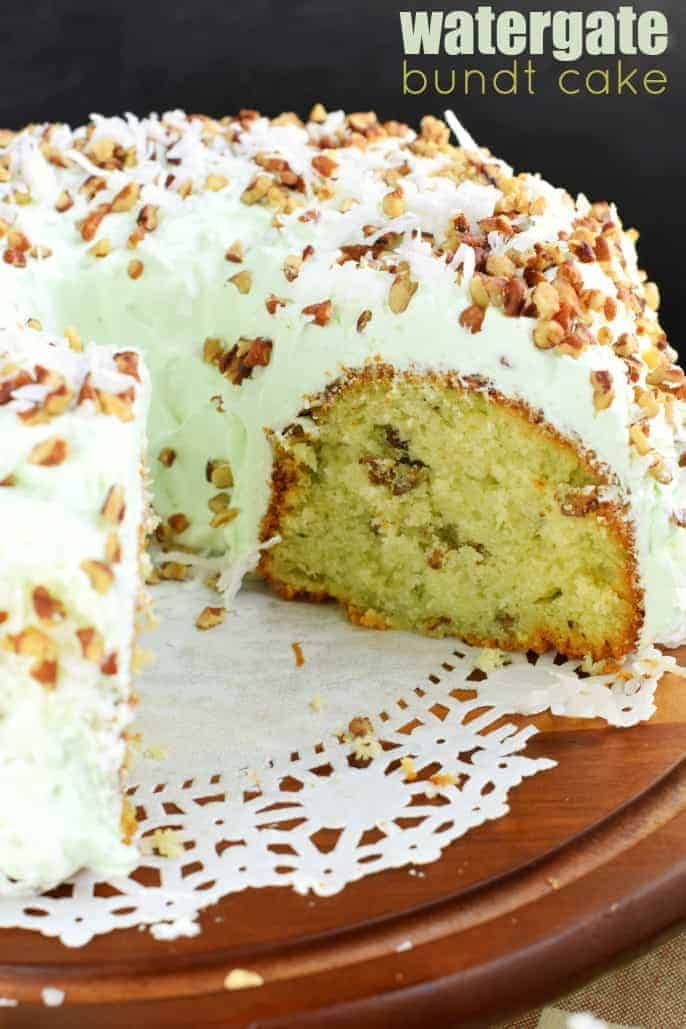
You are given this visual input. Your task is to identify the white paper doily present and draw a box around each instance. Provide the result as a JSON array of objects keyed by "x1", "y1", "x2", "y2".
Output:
[{"x1": 0, "y1": 579, "x2": 675, "y2": 947}]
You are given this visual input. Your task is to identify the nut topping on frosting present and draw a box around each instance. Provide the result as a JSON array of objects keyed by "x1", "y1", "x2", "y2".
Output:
[
  {"x1": 590, "y1": 370, "x2": 615, "y2": 412},
  {"x1": 229, "y1": 270, "x2": 252, "y2": 294},
  {"x1": 302, "y1": 300, "x2": 332, "y2": 326},
  {"x1": 101, "y1": 484, "x2": 126, "y2": 524},
  {"x1": 459, "y1": 305, "x2": 485, "y2": 334},
  {"x1": 80, "y1": 559, "x2": 114, "y2": 594},
  {"x1": 219, "y1": 337, "x2": 273, "y2": 386},
  {"x1": 32, "y1": 586, "x2": 66, "y2": 622},
  {"x1": 28, "y1": 436, "x2": 69, "y2": 466}
]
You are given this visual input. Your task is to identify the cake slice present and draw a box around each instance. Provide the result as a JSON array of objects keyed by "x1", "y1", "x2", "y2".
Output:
[{"x1": 0, "y1": 324, "x2": 149, "y2": 891}]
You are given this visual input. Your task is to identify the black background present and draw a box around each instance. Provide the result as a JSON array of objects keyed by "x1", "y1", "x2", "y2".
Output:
[{"x1": 1, "y1": 1, "x2": 683, "y2": 342}]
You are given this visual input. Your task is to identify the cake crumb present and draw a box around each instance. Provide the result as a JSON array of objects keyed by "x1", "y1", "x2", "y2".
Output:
[
  {"x1": 309, "y1": 693, "x2": 323, "y2": 712},
  {"x1": 41, "y1": 987, "x2": 65, "y2": 1008},
  {"x1": 472, "y1": 648, "x2": 507, "y2": 674},
  {"x1": 344, "y1": 716, "x2": 382, "y2": 761},
  {"x1": 204, "y1": 571, "x2": 221, "y2": 591},
  {"x1": 400, "y1": 757, "x2": 418, "y2": 782},
  {"x1": 224, "y1": 969, "x2": 264, "y2": 991},
  {"x1": 196, "y1": 605, "x2": 226, "y2": 630},
  {"x1": 132, "y1": 646, "x2": 154, "y2": 672},
  {"x1": 292, "y1": 641, "x2": 305, "y2": 667},
  {"x1": 140, "y1": 828, "x2": 184, "y2": 859},
  {"x1": 143, "y1": 743, "x2": 168, "y2": 761},
  {"x1": 579, "y1": 653, "x2": 609, "y2": 675},
  {"x1": 150, "y1": 916, "x2": 200, "y2": 941}
]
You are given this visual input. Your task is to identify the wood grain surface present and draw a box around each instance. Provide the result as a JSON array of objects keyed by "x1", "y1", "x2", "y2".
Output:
[{"x1": 0, "y1": 654, "x2": 684, "y2": 1028}]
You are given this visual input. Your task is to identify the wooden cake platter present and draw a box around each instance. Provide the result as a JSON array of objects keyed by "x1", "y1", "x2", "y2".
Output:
[{"x1": 0, "y1": 652, "x2": 684, "y2": 1028}]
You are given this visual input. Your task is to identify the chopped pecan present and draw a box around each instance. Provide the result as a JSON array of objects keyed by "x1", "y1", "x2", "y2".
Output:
[
  {"x1": 459, "y1": 304, "x2": 485, "y2": 334},
  {"x1": 81, "y1": 559, "x2": 114, "y2": 594},
  {"x1": 76, "y1": 627, "x2": 105, "y2": 662},
  {"x1": 27, "y1": 436, "x2": 68, "y2": 466},
  {"x1": 302, "y1": 300, "x2": 332, "y2": 326},
  {"x1": 97, "y1": 388, "x2": 135, "y2": 421},
  {"x1": 206, "y1": 459, "x2": 233, "y2": 487},
  {"x1": 590, "y1": 369, "x2": 614, "y2": 411},
  {"x1": 55, "y1": 189, "x2": 73, "y2": 213},
  {"x1": 89, "y1": 238, "x2": 111, "y2": 258},
  {"x1": 533, "y1": 320, "x2": 565, "y2": 350},
  {"x1": 532, "y1": 281, "x2": 560, "y2": 320},
  {"x1": 168, "y1": 513, "x2": 190, "y2": 534},
  {"x1": 100, "y1": 652, "x2": 118, "y2": 675},
  {"x1": 629, "y1": 422, "x2": 652, "y2": 456},
  {"x1": 265, "y1": 294, "x2": 286, "y2": 315},
  {"x1": 205, "y1": 173, "x2": 229, "y2": 191},
  {"x1": 229, "y1": 270, "x2": 252, "y2": 294},
  {"x1": 225, "y1": 240, "x2": 244, "y2": 263},
  {"x1": 389, "y1": 268, "x2": 418, "y2": 314},
  {"x1": 210, "y1": 507, "x2": 239, "y2": 528},
  {"x1": 203, "y1": 337, "x2": 224, "y2": 364},
  {"x1": 3, "y1": 248, "x2": 26, "y2": 268},
  {"x1": 357, "y1": 309, "x2": 372, "y2": 332},
  {"x1": 309, "y1": 102, "x2": 327, "y2": 123},
  {"x1": 648, "y1": 457, "x2": 673, "y2": 485},
  {"x1": 79, "y1": 202, "x2": 111, "y2": 242},
  {"x1": 382, "y1": 188, "x2": 405, "y2": 218},
  {"x1": 114, "y1": 351, "x2": 140, "y2": 380},
  {"x1": 137, "y1": 204, "x2": 159, "y2": 232},
  {"x1": 104, "y1": 533, "x2": 121, "y2": 564},
  {"x1": 7, "y1": 625, "x2": 55, "y2": 659},
  {"x1": 503, "y1": 278, "x2": 526, "y2": 317},
  {"x1": 560, "y1": 490, "x2": 599, "y2": 517},
  {"x1": 283, "y1": 254, "x2": 302, "y2": 281},
  {"x1": 158, "y1": 561, "x2": 189, "y2": 581},
  {"x1": 158, "y1": 447, "x2": 176, "y2": 467},
  {"x1": 111, "y1": 182, "x2": 140, "y2": 213},
  {"x1": 30, "y1": 659, "x2": 57, "y2": 687},
  {"x1": 32, "y1": 586, "x2": 66, "y2": 622},
  {"x1": 196, "y1": 606, "x2": 226, "y2": 630},
  {"x1": 241, "y1": 174, "x2": 272, "y2": 206},
  {"x1": 613, "y1": 333, "x2": 638, "y2": 357},
  {"x1": 556, "y1": 333, "x2": 588, "y2": 359},
  {"x1": 101, "y1": 484, "x2": 126, "y2": 524},
  {"x1": 219, "y1": 337, "x2": 273, "y2": 386},
  {"x1": 311, "y1": 154, "x2": 338, "y2": 177}
]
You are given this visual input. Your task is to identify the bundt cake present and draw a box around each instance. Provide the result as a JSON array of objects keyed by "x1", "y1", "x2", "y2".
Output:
[{"x1": 0, "y1": 105, "x2": 685, "y2": 888}]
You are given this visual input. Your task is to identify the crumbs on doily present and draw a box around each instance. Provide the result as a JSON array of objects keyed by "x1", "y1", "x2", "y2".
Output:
[
  {"x1": 140, "y1": 828, "x2": 184, "y2": 858},
  {"x1": 344, "y1": 715, "x2": 382, "y2": 762},
  {"x1": 224, "y1": 969, "x2": 264, "y2": 991}
]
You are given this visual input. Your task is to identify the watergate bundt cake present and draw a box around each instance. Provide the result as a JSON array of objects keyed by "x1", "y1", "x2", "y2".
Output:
[{"x1": 0, "y1": 106, "x2": 685, "y2": 887}]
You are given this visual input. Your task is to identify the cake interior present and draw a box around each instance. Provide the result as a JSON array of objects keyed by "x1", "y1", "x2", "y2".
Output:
[{"x1": 261, "y1": 369, "x2": 640, "y2": 661}]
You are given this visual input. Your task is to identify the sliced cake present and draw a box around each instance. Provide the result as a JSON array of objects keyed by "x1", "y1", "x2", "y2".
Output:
[{"x1": 0, "y1": 107, "x2": 684, "y2": 664}]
